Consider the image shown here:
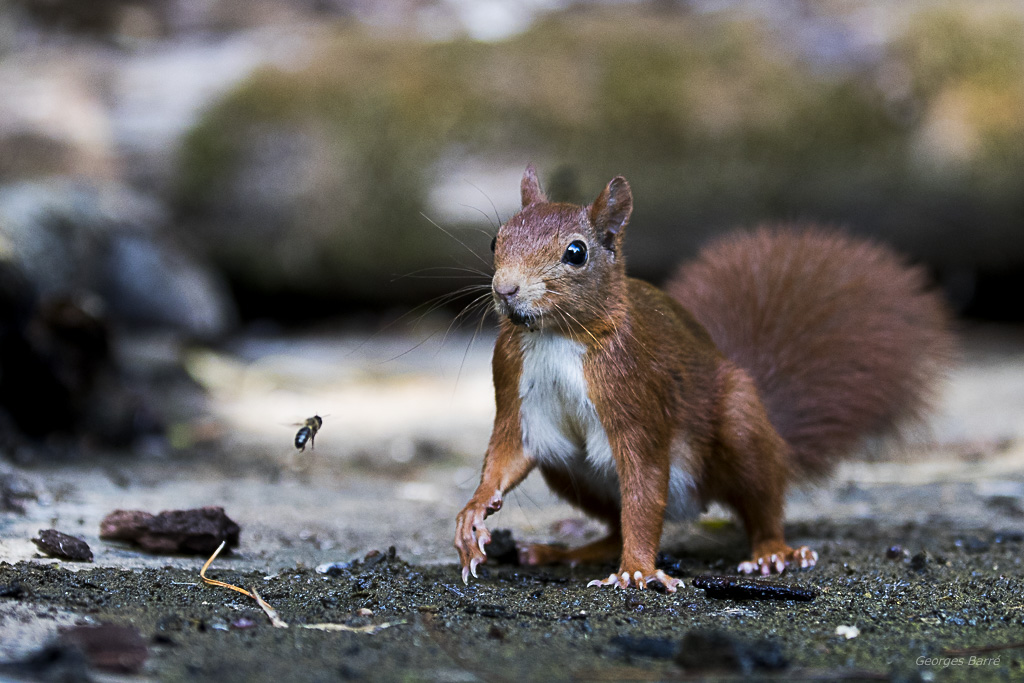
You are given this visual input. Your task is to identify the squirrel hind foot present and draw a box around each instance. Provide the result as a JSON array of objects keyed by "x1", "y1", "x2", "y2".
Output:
[
  {"x1": 739, "y1": 545, "x2": 818, "y2": 575},
  {"x1": 586, "y1": 569, "x2": 682, "y2": 592}
]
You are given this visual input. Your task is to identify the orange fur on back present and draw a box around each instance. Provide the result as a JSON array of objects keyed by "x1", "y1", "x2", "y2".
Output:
[{"x1": 666, "y1": 226, "x2": 953, "y2": 479}]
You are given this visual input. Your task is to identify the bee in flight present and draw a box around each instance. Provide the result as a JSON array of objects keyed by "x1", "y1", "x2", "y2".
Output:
[{"x1": 294, "y1": 415, "x2": 323, "y2": 452}]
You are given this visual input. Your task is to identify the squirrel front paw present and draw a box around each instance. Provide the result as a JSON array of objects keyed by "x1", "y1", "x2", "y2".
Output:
[
  {"x1": 738, "y1": 544, "x2": 817, "y2": 575},
  {"x1": 453, "y1": 491, "x2": 503, "y2": 583},
  {"x1": 587, "y1": 568, "x2": 683, "y2": 593}
]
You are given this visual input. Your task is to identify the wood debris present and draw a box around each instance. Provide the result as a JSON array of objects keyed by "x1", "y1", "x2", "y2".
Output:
[
  {"x1": 298, "y1": 621, "x2": 405, "y2": 634},
  {"x1": 251, "y1": 587, "x2": 288, "y2": 629},
  {"x1": 102, "y1": 506, "x2": 240, "y2": 555}
]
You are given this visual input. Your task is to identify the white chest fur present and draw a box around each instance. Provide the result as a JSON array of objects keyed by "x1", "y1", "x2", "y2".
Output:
[
  {"x1": 517, "y1": 330, "x2": 700, "y2": 522},
  {"x1": 518, "y1": 331, "x2": 615, "y2": 474}
]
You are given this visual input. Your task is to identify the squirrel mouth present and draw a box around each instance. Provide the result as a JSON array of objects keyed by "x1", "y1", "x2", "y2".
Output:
[
  {"x1": 493, "y1": 293, "x2": 539, "y2": 328},
  {"x1": 506, "y1": 310, "x2": 537, "y2": 328}
]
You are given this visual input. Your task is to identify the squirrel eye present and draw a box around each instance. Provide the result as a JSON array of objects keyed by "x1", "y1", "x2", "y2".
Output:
[
  {"x1": 562, "y1": 240, "x2": 588, "y2": 267},
  {"x1": 490, "y1": 236, "x2": 496, "y2": 252}
]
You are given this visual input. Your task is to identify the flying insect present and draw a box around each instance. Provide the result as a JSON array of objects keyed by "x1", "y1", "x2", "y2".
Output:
[{"x1": 294, "y1": 415, "x2": 323, "y2": 452}]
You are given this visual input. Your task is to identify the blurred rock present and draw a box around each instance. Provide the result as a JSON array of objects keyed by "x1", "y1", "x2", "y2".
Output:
[
  {"x1": 32, "y1": 529, "x2": 94, "y2": 562},
  {"x1": 0, "y1": 641, "x2": 92, "y2": 683},
  {"x1": 178, "y1": 106, "x2": 450, "y2": 304},
  {"x1": 108, "y1": 26, "x2": 319, "y2": 192},
  {"x1": 105, "y1": 231, "x2": 236, "y2": 338},
  {"x1": 0, "y1": 178, "x2": 237, "y2": 338},
  {"x1": 60, "y1": 623, "x2": 149, "y2": 674},
  {"x1": 0, "y1": 55, "x2": 116, "y2": 182},
  {"x1": 100, "y1": 506, "x2": 240, "y2": 554},
  {"x1": 12, "y1": 0, "x2": 356, "y2": 37},
  {"x1": 0, "y1": 263, "x2": 162, "y2": 449},
  {"x1": 12, "y1": 0, "x2": 146, "y2": 35},
  {"x1": 0, "y1": 261, "x2": 104, "y2": 441},
  {"x1": 0, "y1": 469, "x2": 36, "y2": 513}
]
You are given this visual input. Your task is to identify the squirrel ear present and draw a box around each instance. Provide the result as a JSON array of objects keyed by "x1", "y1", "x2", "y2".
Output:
[
  {"x1": 590, "y1": 176, "x2": 633, "y2": 251},
  {"x1": 521, "y1": 164, "x2": 547, "y2": 207}
]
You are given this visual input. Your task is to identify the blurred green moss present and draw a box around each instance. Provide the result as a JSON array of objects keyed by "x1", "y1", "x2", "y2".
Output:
[{"x1": 176, "y1": 5, "x2": 1024, "y2": 304}]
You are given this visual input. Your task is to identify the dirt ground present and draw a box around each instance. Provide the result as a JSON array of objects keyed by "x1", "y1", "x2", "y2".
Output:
[{"x1": 1, "y1": 325, "x2": 1023, "y2": 682}]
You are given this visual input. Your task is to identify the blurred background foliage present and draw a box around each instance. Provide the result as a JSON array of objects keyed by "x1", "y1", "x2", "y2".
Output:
[
  {"x1": 4, "y1": 0, "x2": 1024, "y2": 331},
  {"x1": 173, "y1": 3, "x2": 1024, "y2": 318}
]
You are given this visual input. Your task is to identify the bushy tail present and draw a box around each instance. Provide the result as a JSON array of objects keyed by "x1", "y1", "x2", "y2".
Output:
[{"x1": 666, "y1": 226, "x2": 953, "y2": 479}]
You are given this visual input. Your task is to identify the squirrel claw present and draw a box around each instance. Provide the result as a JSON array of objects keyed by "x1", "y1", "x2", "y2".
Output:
[
  {"x1": 739, "y1": 545, "x2": 818, "y2": 575},
  {"x1": 587, "y1": 572, "x2": 627, "y2": 589},
  {"x1": 454, "y1": 497, "x2": 496, "y2": 584},
  {"x1": 646, "y1": 569, "x2": 682, "y2": 593},
  {"x1": 459, "y1": 556, "x2": 484, "y2": 584},
  {"x1": 794, "y1": 546, "x2": 818, "y2": 569},
  {"x1": 587, "y1": 569, "x2": 682, "y2": 592}
]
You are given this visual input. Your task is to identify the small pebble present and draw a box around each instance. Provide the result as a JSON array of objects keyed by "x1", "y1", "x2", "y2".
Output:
[
  {"x1": 485, "y1": 529, "x2": 520, "y2": 565},
  {"x1": 835, "y1": 625, "x2": 860, "y2": 639},
  {"x1": 624, "y1": 595, "x2": 645, "y2": 613},
  {"x1": 32, "y1": 529, "x2": 93, "y2": 562},
  {"x1": 885, "y1": 545, "x2": 906, "y2": 560},
  {"x1": 909, "y1": 551, "x2": 930, "y2": 572},
  {"x1": 315, "y1": 561, "x2": 351, "y2": 576}
]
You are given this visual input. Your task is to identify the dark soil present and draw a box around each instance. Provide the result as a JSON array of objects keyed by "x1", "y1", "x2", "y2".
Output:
[{"x1": 2, "y1": 520, "x2": 1022, "y2": 682}]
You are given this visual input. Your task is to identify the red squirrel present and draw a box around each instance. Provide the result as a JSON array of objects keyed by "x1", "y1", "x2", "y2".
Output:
[{"x1": 454, "y1": 165, "x2": 951, "y2": 591}]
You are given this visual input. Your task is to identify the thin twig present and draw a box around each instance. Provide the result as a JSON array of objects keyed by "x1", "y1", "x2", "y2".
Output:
[
  {"x1": 199, "y1": 541, "x2": 396, "y2": 634},
  {"x1": 199, "y1": 541, "x2": 252, "y2": 598},
  {"x1": 251, "y1": 587, "x2": 289, "y2": 629},
  {"x1": 298, "y1": 621, "x2": 406, "y2": 634}
]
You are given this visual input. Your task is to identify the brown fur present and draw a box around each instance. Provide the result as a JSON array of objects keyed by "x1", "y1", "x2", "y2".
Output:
[
  {"x1": 454, "y1": 168, "x2": 952, "y2": 588},
  {"x1": 666, "y1": 227, "x2": 953, "y2": 479}
]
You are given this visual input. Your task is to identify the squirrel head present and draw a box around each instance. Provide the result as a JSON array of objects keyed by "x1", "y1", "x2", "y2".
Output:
[{"x1": 491, "y1": 165, "x2": 633, "y2": 334}]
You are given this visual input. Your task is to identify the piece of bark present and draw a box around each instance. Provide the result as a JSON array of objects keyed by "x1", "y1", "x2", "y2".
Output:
[
  {"x1": 99, "y1": 506, "x2": 240, "y2": 555},
  {"x1": 691, "y1": 575, "x2": 817, "y2": 601}
]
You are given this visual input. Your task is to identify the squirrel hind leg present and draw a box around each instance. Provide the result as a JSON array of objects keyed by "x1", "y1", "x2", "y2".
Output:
[
  {"x1": 523, "y1": 465, "x2": 623, "y2": 567},
  {"x1": 519, "y1": 531, "x2": 621, "y2": 567},
  {"x1": 708, "y1": 363, "x2": 817, "y2": 574}
]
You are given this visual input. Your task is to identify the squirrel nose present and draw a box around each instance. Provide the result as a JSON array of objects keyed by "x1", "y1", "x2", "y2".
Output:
[{"x1": 494, "y1": 283, "x2": 520, "y2": 303}]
